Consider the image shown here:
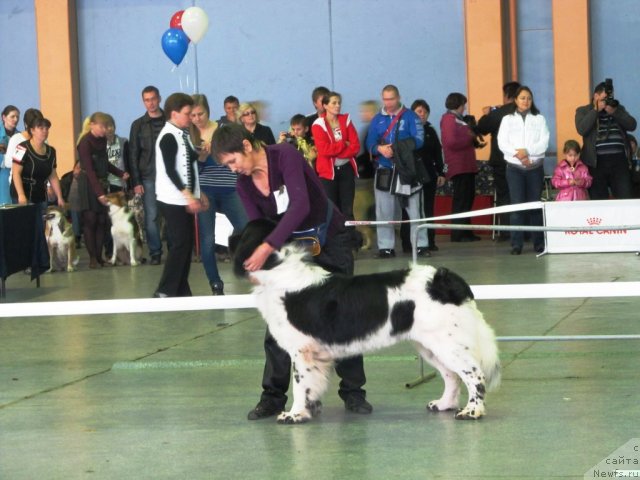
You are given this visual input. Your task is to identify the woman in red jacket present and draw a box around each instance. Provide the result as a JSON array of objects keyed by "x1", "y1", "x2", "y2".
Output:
[
  {"x1": 440, "y1": 92, "x2": 480, "y2": 243},
  {"x1": 311, "y1": 92, "x2": 360, "y2": 221}
]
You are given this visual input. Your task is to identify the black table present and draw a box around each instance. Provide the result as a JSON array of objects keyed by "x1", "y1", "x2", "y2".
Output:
[{"x1": 0, "y1": 204, "x2": 41, "y2": 299}]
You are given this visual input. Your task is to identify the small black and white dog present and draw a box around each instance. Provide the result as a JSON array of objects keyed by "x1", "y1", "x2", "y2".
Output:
[{"x1": 230, "y1": 219, "x2": 501, "y2": 424}]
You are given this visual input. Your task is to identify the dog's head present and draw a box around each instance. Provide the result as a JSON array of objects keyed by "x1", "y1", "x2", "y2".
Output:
[
  {"x1": 229, "y1": 218, "x2": 282, "y2": 278},
  {"x1": 43, "y1": 206, "x2": 69, "y2": 236},
  {"x1": 105, "y1": 191, "x2": 129, "y2": 214},
  {"x1": 43, "y1": 206, "x2": 64, "y2": 222}
]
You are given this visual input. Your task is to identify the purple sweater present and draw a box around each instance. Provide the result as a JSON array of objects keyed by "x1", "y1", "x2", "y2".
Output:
[{"x1": 236, "y1": 143, "x2": 345, "y2": 249}]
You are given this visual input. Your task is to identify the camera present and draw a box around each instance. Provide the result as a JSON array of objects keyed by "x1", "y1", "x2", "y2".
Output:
[
  {"x1": 604, "y1": 78, "x2": 619, "y2": 108},
  {"x1": 463, "y1": 115, "x2": 486, "y2": 149},
  {"x1": 283, "y1": 132, "x2": 297, "y2": 145}
]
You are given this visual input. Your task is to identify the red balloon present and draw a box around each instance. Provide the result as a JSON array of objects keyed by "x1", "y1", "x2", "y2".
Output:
[{"x1": 170, "y1": 10, "x2": 184, "y2": 29}]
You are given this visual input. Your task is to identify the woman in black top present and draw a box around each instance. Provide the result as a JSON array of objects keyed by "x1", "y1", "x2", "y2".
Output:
[
  {"x1": 238, "y1": 102, "x2": 276, "y2": 145},
  {"x1": 11, "y1": 117, "x2": 64, "y2": 272}
]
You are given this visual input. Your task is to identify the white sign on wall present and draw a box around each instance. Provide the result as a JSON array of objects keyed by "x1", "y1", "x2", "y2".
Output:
[{"x1": 544, "y1": 199, "x2": 640, "y2": 253}]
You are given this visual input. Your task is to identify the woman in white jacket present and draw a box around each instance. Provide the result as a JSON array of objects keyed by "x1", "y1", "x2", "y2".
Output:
[{"x1": 497, "y1": 86, "x2": 550, "y2": 255}]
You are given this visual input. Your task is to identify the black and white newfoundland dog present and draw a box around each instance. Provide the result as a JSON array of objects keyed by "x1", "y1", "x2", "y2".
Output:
[{"x1": 230, "y1": 219, "x2": 501, "y2": 424}]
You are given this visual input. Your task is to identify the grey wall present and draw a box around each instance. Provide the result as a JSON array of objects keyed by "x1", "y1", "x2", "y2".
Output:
[
  {"x1": 0, "y1": 1, "x2": 40, "y2": 119},
  {"x1": 75, "y1": 0, "x2": 466, "y2": 137},
  {"x1": 591, "y1": 0, "x2": 640, "y2": 127},
  {"x1": 2, "y1": 0, "x2": 640, "y2": 149},
  {"x1": 517, "y1": 0, "x2": 556, "y2": 153}
]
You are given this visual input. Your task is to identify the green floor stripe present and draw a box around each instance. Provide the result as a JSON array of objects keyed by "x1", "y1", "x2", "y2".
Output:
[
  {"x1": 112, "y1": 350, "x2": 634, "y2": 371},
  {"x1": 112, "y1": 355, "x2": 420, "y2": 370}
]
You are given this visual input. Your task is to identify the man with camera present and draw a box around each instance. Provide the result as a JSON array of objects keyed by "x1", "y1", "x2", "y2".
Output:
[{"x1": 575, "y1": 80, "x2": 637, "y2": 199}]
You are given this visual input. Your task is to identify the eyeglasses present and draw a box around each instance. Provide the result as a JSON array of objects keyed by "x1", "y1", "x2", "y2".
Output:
[{"x1": 242, "y1": 110, "x2": 256, "y2": 117}]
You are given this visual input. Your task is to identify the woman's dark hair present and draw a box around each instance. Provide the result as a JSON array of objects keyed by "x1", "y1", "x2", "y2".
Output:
[
  {"x1": 211, "y1": 123, "x2": 261, "y2": 160},
  {"x1": 445, "y1": 93, "x2": 467, "y2": 110},
  {"x1": 2, "y1": 105, "x2": 19, "y2": 117},
  {"x1": 23, "y1": 108, "x2": 43, "y2": 130},
  {"x1": 164, "y1": 93, "x2": 194, "y2": 118},
  {"x1": 411, "y1": 99, "x2": 430, "y2": 113},
  {"x1": 31, "y1": 117, "x2": 52, "y2": 131},
  {"x1": 506, "y1": 86, "x2": 540, "y2": 115},
  {"x1": 321, "y1": 91, "x2": 341, "y2": 106}
]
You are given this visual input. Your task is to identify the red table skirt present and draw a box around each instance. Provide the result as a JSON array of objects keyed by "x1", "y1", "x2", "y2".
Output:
[{"x1": 433, "y1": 194, "x2": 494, "y2": 235}]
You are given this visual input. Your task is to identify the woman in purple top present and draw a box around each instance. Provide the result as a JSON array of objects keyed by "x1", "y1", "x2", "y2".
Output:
[{"x1": 211, "y1": 123, "x2": 371, "y2": 421}]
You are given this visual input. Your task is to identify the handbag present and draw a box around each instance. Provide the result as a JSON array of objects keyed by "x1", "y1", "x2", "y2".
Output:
[{"x1": 375, "y1": 168, "x2": 393, "y2": 191}]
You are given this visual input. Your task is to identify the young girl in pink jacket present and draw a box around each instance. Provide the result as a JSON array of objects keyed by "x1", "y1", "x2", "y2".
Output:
[{"x1": 551, "y1": 140, "x2": 592, "y2": 201}]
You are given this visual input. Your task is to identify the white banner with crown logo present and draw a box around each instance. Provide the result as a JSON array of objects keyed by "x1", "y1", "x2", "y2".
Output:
[{"x1": 544, "y1": 199, "x2": 640, "y2": 253}]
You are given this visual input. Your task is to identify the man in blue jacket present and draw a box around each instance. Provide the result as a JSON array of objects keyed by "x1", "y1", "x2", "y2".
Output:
[{"x1": 366, "y1": 85, "x2": 429, "y2": 258}]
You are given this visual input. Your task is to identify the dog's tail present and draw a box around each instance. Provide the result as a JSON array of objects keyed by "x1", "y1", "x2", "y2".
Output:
[{"x1": 470, "y1": 302, "x2": 501, "y2": 392}]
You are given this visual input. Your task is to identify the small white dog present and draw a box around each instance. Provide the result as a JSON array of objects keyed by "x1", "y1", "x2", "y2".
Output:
[
  {"x1": 43, "y1": 206, "x2": 79, "y2": 272},
  {"x1": 105, "y1": 191, "x2": 144, "y2": 266},
  {"x1": 230, "y1": 219, "x2": 501, "y2": 424}
]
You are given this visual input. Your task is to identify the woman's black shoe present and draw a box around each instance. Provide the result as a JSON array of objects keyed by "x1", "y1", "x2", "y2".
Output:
[
  {"x1": 247, "y1": 400, "x2": 284, "y2": 420},
  {"x1": 510, "y1": 247, "x2": 522, "y2": 255}
]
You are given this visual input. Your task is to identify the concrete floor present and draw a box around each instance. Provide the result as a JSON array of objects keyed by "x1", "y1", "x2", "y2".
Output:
[{"x1": 1, "y1": 236, "x2": 639, "y2": 480}]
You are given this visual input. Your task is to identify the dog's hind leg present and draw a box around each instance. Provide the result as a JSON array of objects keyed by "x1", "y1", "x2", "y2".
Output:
[
  {"x1": 277, "y1": 346, "x2": 331, "y2": 425},
  {"x1": 413, "y1": 342, "x2": 460, "y2": 412},
  {"x1": 67, "y1": 241, "x2": 77, "y2": 272},
  {"x1": 428, "y1": 344, "x2": 488, "y2": 420}
]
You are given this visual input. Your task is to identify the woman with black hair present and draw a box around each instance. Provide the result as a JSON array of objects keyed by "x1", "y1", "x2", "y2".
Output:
[
  {"x1": 211, "y1": 123, "x2": 371, "y2": 421},
  {"x1": 497, "y1": 86, "x2": 550, "y2": 255}
]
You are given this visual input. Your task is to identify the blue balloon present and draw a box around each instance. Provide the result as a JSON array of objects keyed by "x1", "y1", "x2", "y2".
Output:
[{"x1": 161, "y1": 28, "x2": 189, "y2": 66}]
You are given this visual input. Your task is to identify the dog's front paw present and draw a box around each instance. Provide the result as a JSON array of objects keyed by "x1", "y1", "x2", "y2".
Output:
[
  {"x1": 66, "y1": 266, "x2": 76, "y2": 272},
  {"x1": 277, "y1": 411, "x2": 311, "y2": 424},
  {"x1": 427, "y1": 400, "x2": 458, "y2": 412},
  {"x1": 454, "y1": 404, "x2": 485, "y2": 420},
  {"x1": 130, "y1": 260, "x2": 139, "y2": 267}
]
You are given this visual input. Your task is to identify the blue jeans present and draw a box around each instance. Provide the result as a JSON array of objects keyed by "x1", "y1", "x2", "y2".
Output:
[
  {"x1": 197, "y1": 188, "x2": 248, "y2": 285},
  {"x1": 506, "y1": 165, "x2": 544, "y2": 249},
  {"x1": 142, "y1": 178, "x2": 162, "y2": 257}
]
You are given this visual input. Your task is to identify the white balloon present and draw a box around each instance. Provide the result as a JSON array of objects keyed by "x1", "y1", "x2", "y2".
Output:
[{"x1": 181, "y1": 6, "x2": 209, "y2": 44}]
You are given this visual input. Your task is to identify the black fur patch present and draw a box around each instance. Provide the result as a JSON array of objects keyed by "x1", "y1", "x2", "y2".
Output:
[
  {"x1": 426, "y1": 267, "x2": 474, "y2": 306},
  {"x1": 390, "y1": 300, "x2": 415, "y2": 335},
  {"x1": 229, "y1": 219, "x2": 282, "y2": 277},
  {"x1": 283, "y1": 270, "x2": 409, "y2": 345}
]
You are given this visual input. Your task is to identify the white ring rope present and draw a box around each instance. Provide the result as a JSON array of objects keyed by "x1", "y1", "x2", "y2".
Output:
[
  {"x1": 346, "y1": 202, "x2": 544, "y2": 226},
  {"x1": 1, "y1": 281, "x2": 639, "y2": 318},
  {"x1": 2, "y1": 201, "x2": 637, "y2": 343},
  {"x1": 346, "y1": 201, "x2": 640, "y2": 233}
]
